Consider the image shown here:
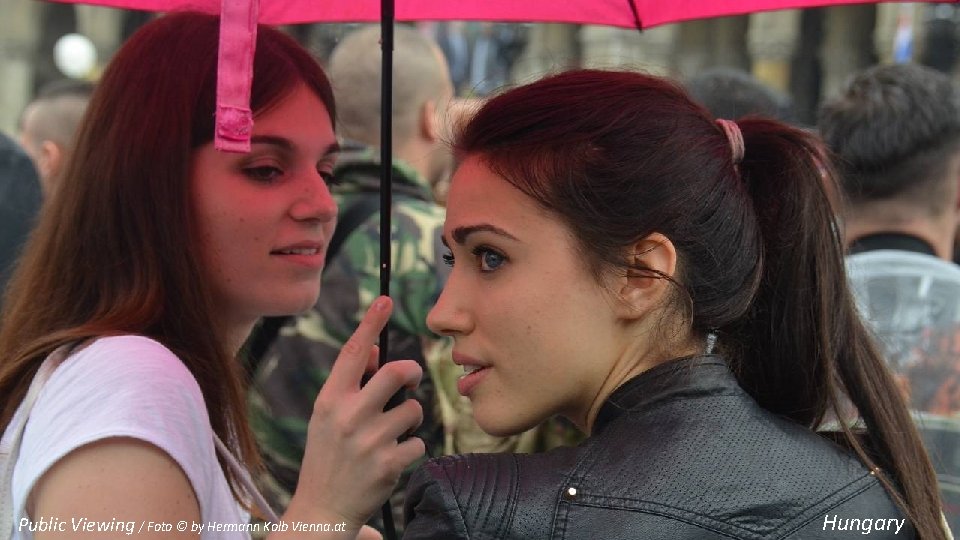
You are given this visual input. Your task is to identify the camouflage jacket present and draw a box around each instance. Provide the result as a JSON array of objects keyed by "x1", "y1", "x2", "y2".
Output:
[{"x1": 247, "y1": 146, "x2": 582, "y2": 534}]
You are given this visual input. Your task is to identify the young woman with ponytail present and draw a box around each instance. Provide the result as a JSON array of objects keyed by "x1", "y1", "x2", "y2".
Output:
[{"x1": 403, "y1": 69, "x2": 945, "y2": 539}]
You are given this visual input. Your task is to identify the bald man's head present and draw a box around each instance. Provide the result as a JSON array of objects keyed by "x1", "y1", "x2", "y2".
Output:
[
  {"x1": 329, "y1": 24, "x2": 453, "y2": 147},
  {"x1": 18, "y1": 80, "x2": 94, "y2": 195}
]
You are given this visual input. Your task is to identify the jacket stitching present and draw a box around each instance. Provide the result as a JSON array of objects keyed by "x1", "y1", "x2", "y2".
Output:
[
  {"x1": 559, "y1": 472, "x2": 877, "y2": 540},
  {"x1": 436, "y1": 458, "x2": 472, "y2": 537},
  {"x1": 497, "y1": 455, "x2": 521, "y2": 538},
  {"x1": 773, "y1": 475, "x2": 877, "y2": 539},
  {"x1": 550, "y1": 468, "x2": 587, "y2": 539},
  {"x1": 559, "y1": 500, "x2": 757, "y2": 540}
]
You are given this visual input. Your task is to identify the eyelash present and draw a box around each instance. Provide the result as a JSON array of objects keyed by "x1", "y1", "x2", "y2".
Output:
[
  {"x1": 242, "y1": 165, "x2": 339, "y2": 187},
  {"x1": 319, "y1": 169, "x2": 339, "y2": 187},
  {"x1": 443, "y1": 245, "x2": 508, "y2": 273},
  {"x1": 243, "y1": 165, "x2": 283, "y2": 183}
]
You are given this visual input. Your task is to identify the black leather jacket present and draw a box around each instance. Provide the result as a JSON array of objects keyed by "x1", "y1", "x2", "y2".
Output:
[{"x1": 403, "y1": 356, "x2": 913, "y2": 539}]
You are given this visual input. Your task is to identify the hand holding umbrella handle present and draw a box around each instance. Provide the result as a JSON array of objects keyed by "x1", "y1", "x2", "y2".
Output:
[{"x1": 281, "y1": 297, "x2": 425, "y2": 539}]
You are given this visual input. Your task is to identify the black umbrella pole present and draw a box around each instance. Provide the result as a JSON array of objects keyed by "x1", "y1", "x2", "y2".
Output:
[
  {"x1": 378, "y1": 0, "x2": 402, "y2": 416},
  {"x1": 379, "y1": 1, "x2": 401, "y2": 539}
]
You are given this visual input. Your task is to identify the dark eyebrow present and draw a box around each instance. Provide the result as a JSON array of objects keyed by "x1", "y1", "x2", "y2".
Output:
[
  {"x1": 442, "y1": 224, "x2": 520, "y2": 248},
  {"x1": 250, "y1": 135, "x2": 340, "y2": 158}
]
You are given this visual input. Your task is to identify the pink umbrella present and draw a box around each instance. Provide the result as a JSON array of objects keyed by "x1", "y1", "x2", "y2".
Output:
[
  {"x1": 48, "y1": 0, "x2": 957, "y2": 27},
  {"x1": 44, "y1": 0, "x2": 959, "y2": 151}
]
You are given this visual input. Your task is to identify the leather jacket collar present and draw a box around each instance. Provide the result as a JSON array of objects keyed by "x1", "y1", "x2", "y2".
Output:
[{"x1": 594, "y1": 355, "x2": 732, "y2": 434}]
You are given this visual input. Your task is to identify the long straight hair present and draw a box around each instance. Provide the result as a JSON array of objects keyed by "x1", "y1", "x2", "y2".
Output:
[
  {"x1": 0, "y1": 12, "x2": 335, "y2": 510},
  {"x1": 456, "y1": 69, "x2": 944, "y2": 539}
]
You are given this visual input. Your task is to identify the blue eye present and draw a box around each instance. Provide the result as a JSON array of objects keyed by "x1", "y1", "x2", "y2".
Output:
[
  {"x1": 243, "y1": 166, "x2": 283, "y2": 183},
  {"x1": 474, "y1": 247, "x2": 506, "y2": 273}
]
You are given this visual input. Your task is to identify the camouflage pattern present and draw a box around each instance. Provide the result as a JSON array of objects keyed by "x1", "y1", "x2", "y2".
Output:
[{"x1": 247, "y1": 145, "x2": 582, "y2": 534}]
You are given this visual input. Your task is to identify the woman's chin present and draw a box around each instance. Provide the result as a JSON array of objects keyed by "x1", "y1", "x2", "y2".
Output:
[
  {"x1": 260, "y1": 296, "x2": 319, "y2": 318},
  {"x1": 281, "y1": 286, "x2": 323, "y2": 314},
  {"x1": 475, "y1": 411, "x2": 537, "y2": 438}
]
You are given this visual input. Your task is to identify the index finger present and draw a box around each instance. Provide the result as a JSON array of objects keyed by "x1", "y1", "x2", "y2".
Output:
[{"x1": 325, "y1": 296, "x2": 392, "y2": 392}]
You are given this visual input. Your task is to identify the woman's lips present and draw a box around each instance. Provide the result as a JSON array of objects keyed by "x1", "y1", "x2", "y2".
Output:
[
  {"x1": 271, "y1": 243, "x2": 325, "y2": 269},
  {"x1": 457, "y1": 366, "x2": 489, "y2": 396}
]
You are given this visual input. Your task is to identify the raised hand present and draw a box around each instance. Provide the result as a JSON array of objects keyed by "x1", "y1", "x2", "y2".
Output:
[{"x1": 279, "y1": 296, "x2": 425, "y2": 538}]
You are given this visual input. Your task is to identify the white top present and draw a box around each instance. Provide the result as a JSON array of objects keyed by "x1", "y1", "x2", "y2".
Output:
[{"x1": 7, "y1": 335, "x2": 248, "y2": 539}]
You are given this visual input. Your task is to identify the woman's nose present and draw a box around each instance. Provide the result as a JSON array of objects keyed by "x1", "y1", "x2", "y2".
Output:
[
  {"x1": 427, "y1": 278, "x2": 472, "y2": 337},
  {"x1": 290, "y1": 172, "x2": 337, "y2": 223}
]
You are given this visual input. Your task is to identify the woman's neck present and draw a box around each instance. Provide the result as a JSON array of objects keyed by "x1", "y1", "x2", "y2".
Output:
[
  {"x1": 580, "y1": 336, "x2": 704, "y2": 434},
  {"x1": 224, "y1": 320, "x2": 257, "y2": 358}
]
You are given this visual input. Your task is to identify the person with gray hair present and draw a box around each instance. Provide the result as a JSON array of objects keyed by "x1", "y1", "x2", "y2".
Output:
[
  {"x1": 17, "y1": 79, "x2": 94, "y2": 197},
  {"x1": 685, "y1": 67, "x2": 795, "y2": 123},
  {"x1": 819, "y1": 62, "x2": 960, "y2": 531}
]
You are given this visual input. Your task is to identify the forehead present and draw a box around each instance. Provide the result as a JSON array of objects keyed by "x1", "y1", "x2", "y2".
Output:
[
  {"x1": 445, "y1": 155, "x2": 568, "y2": 239},
  {"x1": 447, "y1": 156, "x2": 529, "y2": 217},
  {"x1": 253, "y1": 84, "x2": 334, "y2": 140}
]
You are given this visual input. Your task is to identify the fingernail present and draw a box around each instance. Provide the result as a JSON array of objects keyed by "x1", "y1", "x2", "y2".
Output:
[{"x1": 374, "y1": 297, "x2": 387, "y2": 311}]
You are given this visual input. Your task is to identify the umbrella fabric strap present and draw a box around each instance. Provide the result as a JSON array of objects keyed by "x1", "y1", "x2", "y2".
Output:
[{"x1": 215, "y1": 0, "x2": 260, "y2": 152}]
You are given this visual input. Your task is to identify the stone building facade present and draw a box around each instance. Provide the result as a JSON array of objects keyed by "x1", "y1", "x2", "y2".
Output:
[{"x1": 0, "y1": 2, "x2": 957, "y2": 134}]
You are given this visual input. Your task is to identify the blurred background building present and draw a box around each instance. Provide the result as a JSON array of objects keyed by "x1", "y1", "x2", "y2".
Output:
[{"x1": 1, "y1": 2, "x2": 959, "y2": 134}]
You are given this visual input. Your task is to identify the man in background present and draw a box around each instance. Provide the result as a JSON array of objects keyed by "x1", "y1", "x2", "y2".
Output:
[
  {"x1": 18, "y1": 79, "x2": 94, "y2": 197},
  {"x1": 685, "y1": 67, "x2": 795, "y2": 123},
  {"x1": 819, "y1": 62, "x2": 960, "y2": 529}
]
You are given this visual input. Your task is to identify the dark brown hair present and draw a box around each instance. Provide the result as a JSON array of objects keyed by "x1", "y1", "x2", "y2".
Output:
[
  {"x1": 818, "y1": 63, "x2": 960, "y2": 214},
  {"x1": 457, "y1": 69, "x2": 943, "y2": 539},
  {"x1": 0, "y1": 12, "x2": 334, "y2": 511}
]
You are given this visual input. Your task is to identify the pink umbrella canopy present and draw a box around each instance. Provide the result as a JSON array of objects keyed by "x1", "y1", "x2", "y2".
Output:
[
  {"x1": 48, "y1": 0, "x2": 959, "y2": 27},
  {"x1": 45, "y1": 0, "x2": 960, "y2": 152}
]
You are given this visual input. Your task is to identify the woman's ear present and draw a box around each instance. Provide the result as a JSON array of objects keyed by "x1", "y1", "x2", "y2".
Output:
[{"x1": 614, "y1": 233, "x2": 678, "y2": 320}]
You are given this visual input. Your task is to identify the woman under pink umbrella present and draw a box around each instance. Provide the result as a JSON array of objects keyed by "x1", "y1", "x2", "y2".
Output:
[
  {"x1": 0, "y1": 12, "x2": 422, "y2": 539},
  {"x1": 403, "y1": 69, "x2": 947, "y2": 539}
]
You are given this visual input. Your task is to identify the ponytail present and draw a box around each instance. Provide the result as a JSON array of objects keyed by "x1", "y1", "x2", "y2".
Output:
[
  {"x1": 724, "y1": 118, "x2": 944, "y2": 539},
  {"x1": 454, "y1": 69, "x2": 945, "y2": 538}
]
